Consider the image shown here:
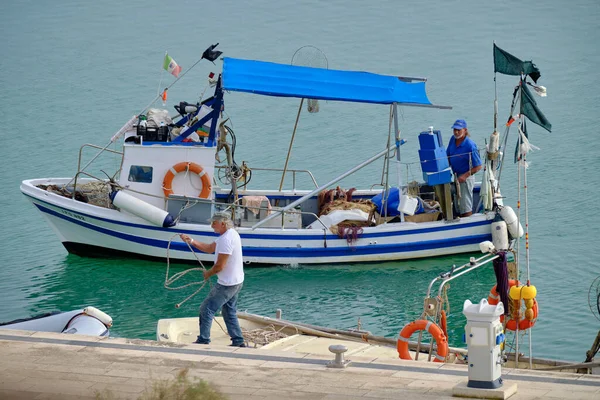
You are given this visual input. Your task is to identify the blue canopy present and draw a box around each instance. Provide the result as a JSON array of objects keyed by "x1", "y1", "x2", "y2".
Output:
[{"x1": 222, "y1": 57, "x2": 444, "y2": 107}]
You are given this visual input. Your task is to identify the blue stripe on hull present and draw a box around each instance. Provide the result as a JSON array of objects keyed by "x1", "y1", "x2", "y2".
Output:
[
  {"x1": 33, "y1": 201, "x2": 491, "y2": 259},
  {"x1": 25, "y1": 193, "x2": 491, "y2": 241}
]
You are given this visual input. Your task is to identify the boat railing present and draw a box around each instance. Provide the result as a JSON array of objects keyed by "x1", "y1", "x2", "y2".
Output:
[
  {"x1": 217, "y1": 199, "x2": 328, "y2": 230},
  {"x1": 71, "y1": 144, "x2": 124, "y2": 198},
  {"x1": 414, "y1": 251, "x2": 499, "y2": 361},
  {"x1": 215, "y1": 165, "x2": 319, "y2": 191}
]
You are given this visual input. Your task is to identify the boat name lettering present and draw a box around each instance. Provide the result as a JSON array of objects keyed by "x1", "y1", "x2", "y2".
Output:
[{"x1": 61, "y1": 210, "x2": 85, "y2": 221}]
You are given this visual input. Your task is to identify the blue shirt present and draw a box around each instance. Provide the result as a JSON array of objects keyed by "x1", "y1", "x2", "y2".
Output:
[{"x1": 446, "y1": 136, "x2": 482, "y2": 175}]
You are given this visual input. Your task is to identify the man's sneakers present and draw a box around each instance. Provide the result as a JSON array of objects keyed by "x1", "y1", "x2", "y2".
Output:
[{"x1": 193, "y1": 337, "x2": 247, "y2": 347}]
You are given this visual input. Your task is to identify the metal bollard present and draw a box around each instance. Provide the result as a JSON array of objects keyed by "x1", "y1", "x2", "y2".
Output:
[{"x1": 327, "y1": 344, "x2": 351, "y2": 368}]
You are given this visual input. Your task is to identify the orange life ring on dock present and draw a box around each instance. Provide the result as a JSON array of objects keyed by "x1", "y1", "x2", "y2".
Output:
[
  {"x1": 487, "y1": 279, "x2": 538, "y2": 331},
  {"x1": 163, "y1": 162, "x2": 212, "y2": 198},
  {"x1": 397, "y1": 320, "x2": 448, "y2": 362}
]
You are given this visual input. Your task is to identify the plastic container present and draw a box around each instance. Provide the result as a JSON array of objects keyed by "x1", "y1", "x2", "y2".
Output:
[
  {"x1": 418, "y1": 147, "x2": 449, "y2": 172},
  {"x1": 491, "y1": 219, "x2": 509, "y2": 250},
  {"x1": 398, "y1": 195, "x2": 418, "y2": 216}
]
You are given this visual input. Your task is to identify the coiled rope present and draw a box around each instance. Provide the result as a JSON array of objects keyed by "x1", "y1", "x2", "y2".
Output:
[{"x1": 165, "y1": 234, "x2": 208, "y2": 308}]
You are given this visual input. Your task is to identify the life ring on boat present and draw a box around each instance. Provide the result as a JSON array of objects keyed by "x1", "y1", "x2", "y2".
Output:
[
  {"x1": 397, "y1": 320, "x2": 448, "y2": 362},
  {"x1": 487, "y1": 279, "x2": 538, "y2": 331},
  {"x1": 163, "y1": 162, "x2": 212, "y2": 198},
  {"x1": 487, "y1": 279, "x2": 519, "y2": 305}
]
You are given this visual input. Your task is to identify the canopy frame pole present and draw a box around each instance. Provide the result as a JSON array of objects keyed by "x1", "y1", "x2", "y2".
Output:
[
  {"x1": 392, "y1": 103, "x2": 405, "y2": 222},
  {"x1": 251, "y1": 147, "x2": 392, "y2": 230},
  {"x1": 381, "y1": 105, "x2": 394, "y2": 220},
  {"x1": 279, "y1": 98, "x2": 304, "y2": 191}
]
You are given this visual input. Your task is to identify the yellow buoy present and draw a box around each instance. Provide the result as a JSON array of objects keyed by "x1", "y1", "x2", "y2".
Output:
[
  {"x1": 525, "y1": 308, "x2": 535, "y2": 320},
  {"x1": 525, "y1": 298, "x2": 534, "y2": 309},
  {"x1": 521, "y1": 285, "x2": 537, "y2": 300},
  {"x1": 509, "y1": 285, "x2": 523, "y2": 300}
]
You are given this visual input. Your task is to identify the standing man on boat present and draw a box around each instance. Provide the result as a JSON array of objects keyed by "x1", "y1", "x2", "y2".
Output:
[
  {"x1": 179, "y1": 212, "x2": 246, "y2": 347},
  {"x1": 446, "y1": 119, "x2": 482, "y2": 217}
]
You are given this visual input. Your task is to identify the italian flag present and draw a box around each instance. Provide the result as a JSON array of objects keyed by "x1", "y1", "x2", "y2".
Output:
[{"x1": 163, "y1": 53, "x2": 182, "y2": 78}]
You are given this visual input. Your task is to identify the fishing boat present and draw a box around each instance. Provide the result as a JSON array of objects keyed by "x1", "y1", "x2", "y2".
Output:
[
  {"x1": 21, "y1": 44, "x2": 523, "y2": 265},
  {"x1": 0, "y1": 306, "x2": 112, "y2": 337},
  {"x1": 155, "y1": 46, "x2": 600, "y2": 376}
]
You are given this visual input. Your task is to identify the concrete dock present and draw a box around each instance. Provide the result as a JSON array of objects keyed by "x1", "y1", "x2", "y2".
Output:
[{"x1": 1, "y1": 330, "x2": 599, "y2": 399}]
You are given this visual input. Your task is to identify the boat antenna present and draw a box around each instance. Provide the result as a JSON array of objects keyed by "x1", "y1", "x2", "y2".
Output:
[
  {"x1": 69, "y1": 44, "x2": 222, "y2": 186},
  {"x1": 278, "y1": 46, "x2": 328, "y2": 192}
]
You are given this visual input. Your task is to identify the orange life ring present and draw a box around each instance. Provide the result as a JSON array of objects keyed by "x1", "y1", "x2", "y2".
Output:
[
  {"x1": 487, "y1": 279, "x2": 538, "y2": 331},
  {"x1": 397, "y1": 320, "x2": 448, "y2": 362},
  {"x1": 163, "y1": 162, "x2": 212, "y2": 199},
  {"x1": 487, "y1": 279, "x2": 519, "y2": 305}
]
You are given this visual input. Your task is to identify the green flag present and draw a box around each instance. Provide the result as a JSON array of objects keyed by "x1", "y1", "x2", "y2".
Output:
[
  {"x1": 494, "y1": 44, "x2": 541, "y2": 83},
  {"x1": 520, "y1": 83, "x2": 551, "y2": 132}
]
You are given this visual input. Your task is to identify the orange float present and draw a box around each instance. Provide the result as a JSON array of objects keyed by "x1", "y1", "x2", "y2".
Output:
[
  {"x1": 397, "y1": 320, "x2": 448, "y2": 362},
  {"x1": 163, "y1": 162, "x2": 211, "y2": 199},
  {"x1": 488, "y1": 279, "x2": 538, "y2": 331}
]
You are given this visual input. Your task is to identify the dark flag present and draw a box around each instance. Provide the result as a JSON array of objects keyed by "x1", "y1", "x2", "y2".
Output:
[
  {"x1": 202, "y1": 43, "x2": 223, "y2": 63},
  {"x1": 494, "y1": 44, "x2": 541, "y2": 83},
  {"x1": 520, "y1": 83, "x2": 552, "y2": 132}
]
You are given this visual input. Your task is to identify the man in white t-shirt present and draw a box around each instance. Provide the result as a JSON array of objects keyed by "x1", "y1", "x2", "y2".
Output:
[{"x1": 179, "y1": 212, "x2": 245, "y2": 347}]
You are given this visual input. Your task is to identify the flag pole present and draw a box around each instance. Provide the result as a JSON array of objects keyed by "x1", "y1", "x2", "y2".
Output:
[
  {"x1": 71, "y1": 50, "x2": 215, "y2": 185},
  {"x1": 493, "y1": 41, "x2": 498, "y2": 132},
  {"x1": 157, "y1": 51, "x2": 166, "y2": 98}
]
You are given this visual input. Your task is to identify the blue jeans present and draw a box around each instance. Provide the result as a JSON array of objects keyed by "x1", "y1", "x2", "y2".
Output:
[{"x1": 197, "y1": 282, "x2": 244, "y2": 345}]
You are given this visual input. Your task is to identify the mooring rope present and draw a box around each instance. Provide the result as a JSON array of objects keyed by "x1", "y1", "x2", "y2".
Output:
[{"x1": 164, "y1": 234, "x2": 208, "y2": 308}]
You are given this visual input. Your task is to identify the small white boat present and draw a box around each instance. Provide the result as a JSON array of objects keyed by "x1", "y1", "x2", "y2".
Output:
[
  {"x1": 157, "y1": 311, "x2": 423, "y2": 360},
  {"x1": 21, "y1": 44, "x2": 523, "y2": 265},
  {"x1": 0, "y1": 306, "x2": 112, "y2": 337}
]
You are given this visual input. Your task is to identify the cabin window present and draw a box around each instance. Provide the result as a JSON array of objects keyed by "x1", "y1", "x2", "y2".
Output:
[{"x1": 128, "y1": 166, "x2": 153, "y2": 183}]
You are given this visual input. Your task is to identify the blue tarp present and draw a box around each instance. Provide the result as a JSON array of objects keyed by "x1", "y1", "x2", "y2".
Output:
[
  {"x1": 222, "y1": 57, "x2": 434, "y2": 106},
  {"x1": 372, "y1": 188, "x2": 425, "y2": 217}
]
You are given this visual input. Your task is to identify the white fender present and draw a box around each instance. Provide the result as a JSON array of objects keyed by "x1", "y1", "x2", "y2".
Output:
[
  {"x1": 491, "y1": 220, "x2": 509, "y2": 251},
  {"x1": 499, "y1": 206, "x2": 524, "y2": 239},
  {"x1": 83, "y1": 306, "x2": 113, "y2": 328},
  {"x1": 111, "y1": 190, "x2": 175, "y2": 227}
]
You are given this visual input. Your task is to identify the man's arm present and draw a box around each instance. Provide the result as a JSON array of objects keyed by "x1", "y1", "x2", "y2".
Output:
[
  {"x1": 457, "y1": 165, "x2": 483, "y2": 183},
  {"x1": 204, "y1": 253, "x2": 230, "y2": 280},
  {"x1": 179, "y1": 234, "x2": 216, "y2": 254}
]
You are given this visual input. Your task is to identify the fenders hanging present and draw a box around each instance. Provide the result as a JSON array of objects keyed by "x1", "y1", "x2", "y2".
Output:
[
  {"x1": 499, "y1": 206, "x2": 524, "y2": 239},
  {"x1": 110, "y1": 190, "x2": 175, "y2": 228}
]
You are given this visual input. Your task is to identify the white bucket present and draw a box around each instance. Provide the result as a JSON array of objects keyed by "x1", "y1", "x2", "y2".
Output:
[
  {"x1": 491, "y1": 220, "x2": 509, "y2": 250},
  {"x1": 398, "y1": 195, "x2": 418, "y2": 216}
]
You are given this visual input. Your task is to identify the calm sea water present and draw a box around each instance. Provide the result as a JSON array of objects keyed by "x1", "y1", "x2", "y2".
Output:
[{"x1": 1, "y1": 0, "x2": 599, "y2": 362}]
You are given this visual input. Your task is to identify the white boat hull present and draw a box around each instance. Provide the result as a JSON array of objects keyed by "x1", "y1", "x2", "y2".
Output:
[
  {"x1": 22, "y1": 178, "x2": 494, "y2": 265},
  {"x1": 0, "y1": 308, "x2": 111, "y2": 337}
]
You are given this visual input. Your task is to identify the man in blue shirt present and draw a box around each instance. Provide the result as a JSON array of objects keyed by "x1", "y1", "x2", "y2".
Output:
[{"x1": 446, "y1": 119, "x2": 482, "y2": 217}]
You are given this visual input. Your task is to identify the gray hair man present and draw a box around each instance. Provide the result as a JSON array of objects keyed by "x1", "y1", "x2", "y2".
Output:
[{"x1": 179, "y1": 212, "x2": 245, "y2": 346}]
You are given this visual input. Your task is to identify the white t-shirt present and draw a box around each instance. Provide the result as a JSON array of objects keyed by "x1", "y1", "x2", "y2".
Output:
[{"x1": 214, "y1": 228, "x2": 244, "y2": 286}]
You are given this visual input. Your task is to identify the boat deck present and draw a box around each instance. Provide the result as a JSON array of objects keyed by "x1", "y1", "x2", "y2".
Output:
[{"x1": 1, "y1": 330, "x2": 599, "y2": 400}]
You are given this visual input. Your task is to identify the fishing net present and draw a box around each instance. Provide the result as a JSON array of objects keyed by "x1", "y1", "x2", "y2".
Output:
[
  {"x1": 38, "y1": 181, "x2": 113, "y2": 208},
  {"x1": 242, "y1": 325, "x2": 292, "y2": 347},
  {"x1": 291, "y1": 45, "x2": 328, "y2": 113}
]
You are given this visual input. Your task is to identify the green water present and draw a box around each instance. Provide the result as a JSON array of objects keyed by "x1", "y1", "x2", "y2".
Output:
[{"x1": 2, "y1": 0, "x2": 600, "y2": 363}]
